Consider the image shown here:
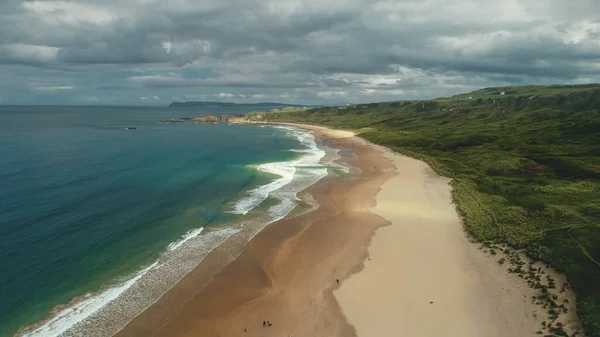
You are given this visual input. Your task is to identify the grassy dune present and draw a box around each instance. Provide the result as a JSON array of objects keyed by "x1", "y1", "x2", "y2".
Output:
[{"x1": 250, "y1": 85, "x2": 600, "y2": 336}]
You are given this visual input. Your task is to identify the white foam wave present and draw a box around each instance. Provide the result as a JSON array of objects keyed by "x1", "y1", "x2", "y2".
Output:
[
  {"x1": 230, "y1": 126, "x2": 327, "y2": 216},
  {"x1": 18, "y1": 126, "x2": 343, "y2": 337},
  {"x1": 20, "y1": 226, "x2": 242, "y2": 337},
  {"x1": 26, "y1": 227, "x2": 208, "y2": 337},
  {"x1": 22, "y1": 262, "x2": 159, "y2": 337},
  {"x1": 166, "y1": 227, "x2": 204, "y2": 252},
  {"x1": 230, "y1": 162, "x2": 296, "y2": 215}
]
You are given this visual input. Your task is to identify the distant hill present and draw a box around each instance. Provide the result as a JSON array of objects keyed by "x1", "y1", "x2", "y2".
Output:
[
  {"x1": 435, "y1": 83, "x2": 600, "y2": 101},
  {"x1": 168, "y1": 101, "x2": 308, "y2": 108}
]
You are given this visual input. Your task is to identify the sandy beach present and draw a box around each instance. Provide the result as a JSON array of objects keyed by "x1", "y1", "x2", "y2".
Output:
[
  {"x1": 336, "y1": 150, "x2": 548, "y2": 337},
  {"x1": 115, "y1": 123, "x2": 395, "y2": 337},
  {"x1": 114, "y1": 123, "x2": 579, "y2": 337}
]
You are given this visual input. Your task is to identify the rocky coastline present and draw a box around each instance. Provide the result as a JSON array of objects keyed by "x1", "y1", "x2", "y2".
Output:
[{"x1": 159, "y1": 114, "x2": 249, "y2": 125}]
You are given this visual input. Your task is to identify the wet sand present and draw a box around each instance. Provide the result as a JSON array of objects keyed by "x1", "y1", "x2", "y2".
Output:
[
  {"x1": 115, "y1": 124, "x2": 396, "y2": 337},
  {"x1": 114, "y1": 123, "x2": 577, "y2": 337}
]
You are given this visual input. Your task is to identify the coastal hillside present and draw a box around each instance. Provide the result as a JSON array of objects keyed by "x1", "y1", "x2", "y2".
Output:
[
  {"x1": 168, "y1": 101, "x2": 307, "y2": 108},
  {"x1": 435, "y1": 84, "x2": 600, "y2": 101},
  {"x1": 250, "y1": 84, "x2": 600, "y2": 336}
]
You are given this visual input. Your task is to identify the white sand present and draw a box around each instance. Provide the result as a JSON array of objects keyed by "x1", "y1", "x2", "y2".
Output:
[
  {"x1": 271, "y1": 122, "x2": 355, "y2": 139},
  {"x1": 335, "y1": 151, "x2": 547, "y2": 337}
]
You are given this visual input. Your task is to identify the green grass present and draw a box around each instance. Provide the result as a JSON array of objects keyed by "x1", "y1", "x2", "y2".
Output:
[
  {"x1": 251, "y1": 85, "x2": 600, "y2": 336},
  {"x1": 435, "y1": 83, "x2": 600, "y2": 100}
]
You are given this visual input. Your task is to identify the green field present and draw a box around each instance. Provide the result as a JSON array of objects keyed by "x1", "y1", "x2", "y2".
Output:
[
  {"x1": 250, "y1": 85, "x2": 600, "y2": 336},
  {"x1": 436, "y1": 83, "x2": 600, "y2": 101}
]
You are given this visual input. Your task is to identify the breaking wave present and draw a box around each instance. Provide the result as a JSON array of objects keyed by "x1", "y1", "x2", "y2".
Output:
[{"x1": 19, "y1": 126, "x2": 342, "y2": 337}]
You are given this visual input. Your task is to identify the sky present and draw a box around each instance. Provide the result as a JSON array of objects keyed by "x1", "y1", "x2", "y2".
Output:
[{"x1": 1, "y1": 0, "x2": 599, "y2": 105}]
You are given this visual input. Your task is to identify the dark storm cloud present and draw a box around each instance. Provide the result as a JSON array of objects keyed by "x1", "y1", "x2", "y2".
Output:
[{"x1": 0, "y1": 0, "x2": 599, "y2": 104}]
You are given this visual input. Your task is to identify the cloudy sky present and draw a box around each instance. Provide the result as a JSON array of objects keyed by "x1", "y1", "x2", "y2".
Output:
[{"x1": 1, "y1": 0, "x2": 599, "y2": 105}]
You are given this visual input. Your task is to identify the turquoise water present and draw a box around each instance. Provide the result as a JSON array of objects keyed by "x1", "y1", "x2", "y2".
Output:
[{"x1": 0, "y1": 106, "x2": 320, "y2": 337}]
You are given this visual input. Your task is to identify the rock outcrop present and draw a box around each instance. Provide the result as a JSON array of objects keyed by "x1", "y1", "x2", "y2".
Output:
[{"x1": 191, "y1": 115, "x2": 219, "y2": 123}]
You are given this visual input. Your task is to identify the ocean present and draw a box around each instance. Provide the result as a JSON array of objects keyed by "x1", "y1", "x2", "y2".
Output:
[{"x1": 0, "y1": 106, "x2": 337, "y2": 337}]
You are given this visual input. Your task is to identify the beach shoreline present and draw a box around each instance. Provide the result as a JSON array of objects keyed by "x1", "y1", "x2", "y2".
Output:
[
  {"x1": 114, "y1": 123, "x2": 581, "y2": 337},
  {"x1": 114, "y1": 123, "x2": 395, "y2": 337},
  {"x1": 16, "y1": 124, "x2": 331, "y2": 337}
]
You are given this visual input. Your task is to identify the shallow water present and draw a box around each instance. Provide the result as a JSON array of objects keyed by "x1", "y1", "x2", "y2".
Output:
[{"x1": 0, "y1": 106, "x2": 329, "y2": 337}]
